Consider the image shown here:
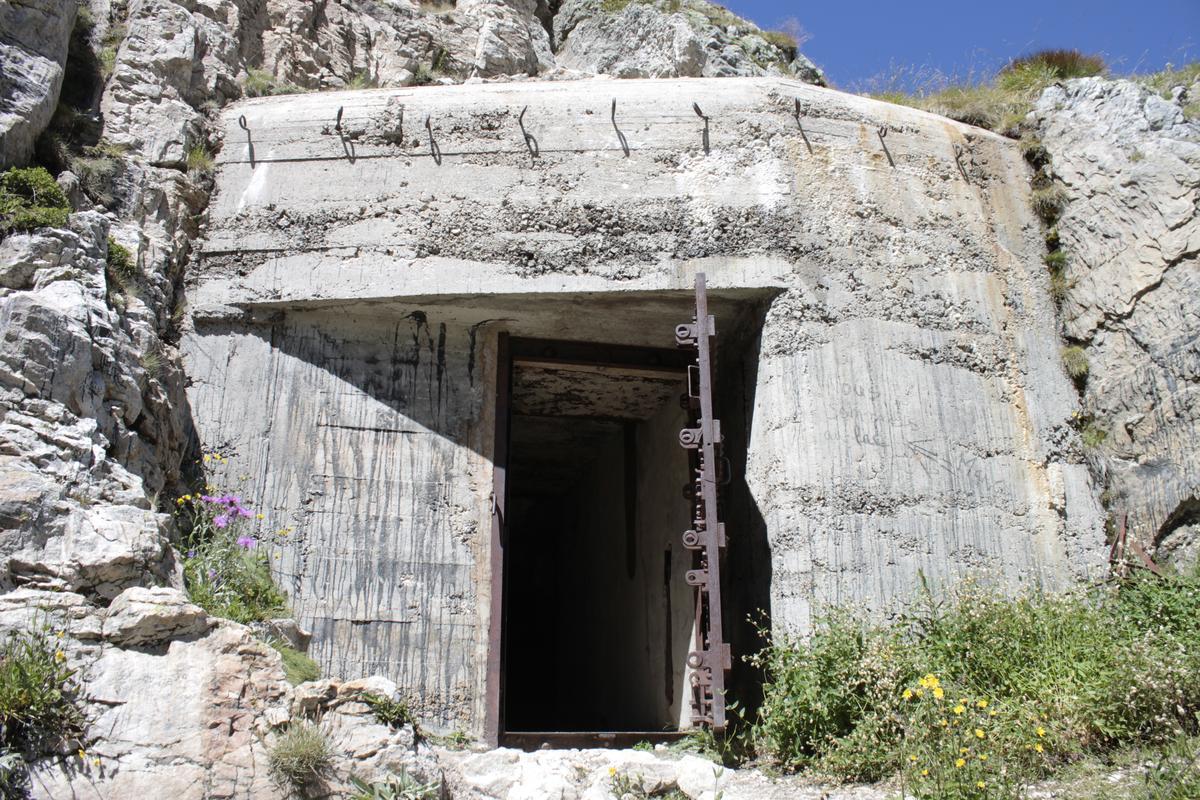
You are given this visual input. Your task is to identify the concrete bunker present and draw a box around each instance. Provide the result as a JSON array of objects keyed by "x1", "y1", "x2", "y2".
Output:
[{"x1": 185, "y1": 77, "x2": 1110, "y2": 742}]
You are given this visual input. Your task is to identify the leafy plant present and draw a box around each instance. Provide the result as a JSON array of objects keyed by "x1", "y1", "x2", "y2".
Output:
[
  {"x1": 242, "y1": 68, "x2": 304, "y2": 98},
  {"x1": 177, "y1": 490, "x2": 290, "y2": 624},
  {"x1": 753, "y1": 568, "x2": 1200, "y2": 786},
  {"x1": 1135, "y1": 733, "x2": 1200, "y2": 799},
  {"x1": 0, "y1": 167, "x2": 70, "y2": 235},
  {"x1": 268, "y1": 721, "x2": 331, "y2": 788},
  {"x1": 0, "y1": 625, "x2": 85, "y2": 756},
  {"x1": 349, "y1": 771, "x2": 440, "y2": 800},
  {"x1": 346, "y1": 71, "x2": 378, "y2": 90},
  {"x1": 362, "y1": 693, "x2": 414, "y2": 729}
]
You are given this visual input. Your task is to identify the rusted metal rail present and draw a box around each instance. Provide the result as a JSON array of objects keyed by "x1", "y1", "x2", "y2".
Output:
[{"x1": 675, "y1": 273, "x2": 731, "y2": 731}]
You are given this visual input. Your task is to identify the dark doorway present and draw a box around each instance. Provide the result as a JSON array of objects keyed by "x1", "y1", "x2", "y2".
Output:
[{"x1": 499, "y1": 339, "x2": 697, "y2": 739}]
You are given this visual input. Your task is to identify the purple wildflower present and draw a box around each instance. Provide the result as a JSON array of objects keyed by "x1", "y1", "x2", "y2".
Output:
[
  {"x1": 236, "y1": 535, "x2": 257, "y2": 550},
  {"x1": 213, "y1": 515, "x2": 229, "y2": 528},
  {"x1": 207, "y1": 569, "x2": 217, "y2": 580},
  {"x1": 187, "y1": 550, "x2": 196, "y2": 558}
]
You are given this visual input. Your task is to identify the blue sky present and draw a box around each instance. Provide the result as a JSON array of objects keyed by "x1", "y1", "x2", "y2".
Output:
[{"x1": 722, "y1": 0, "x2": 1200, "y2": 91}]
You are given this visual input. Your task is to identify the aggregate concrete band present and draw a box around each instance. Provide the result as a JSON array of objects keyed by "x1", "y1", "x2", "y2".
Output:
[{"x1": 183, "y1": 76, "x2": 1108, "y2": 731}]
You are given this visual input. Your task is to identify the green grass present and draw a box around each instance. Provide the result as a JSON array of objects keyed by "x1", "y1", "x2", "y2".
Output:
[
  {"x1": 185, "y1": 145, "x2": 214, "y2": 176},
  {"x1": 0, "y1": 167, "x2": 70, "y2": 235},
  {"x1": 268, "y1": 721, "x2": 331, "y2": 788},
  {"x1": 270, "y1": 641, "x2": 320, "y2": 685},
  {"x1": 242, "y1": 68, "x2": 304, "y2": 98},
  {"x1": 1031, "y1": 185, "x2": 1069, "y2": 224},
  {"x1": 751, "y1": 568, "x2": 1200, "y2": 798},
  {"x1": 0, "y1": 626, "x2": 85, "y2": 757}
]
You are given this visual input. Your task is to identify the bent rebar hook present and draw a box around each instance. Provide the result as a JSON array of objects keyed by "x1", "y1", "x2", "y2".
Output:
[
  {"x1": 793, "y1": 98, "x2": 812, "y2": 154},
  {"x1": 693, "y1": 102, "x2": 710, "y2": 155},
  {"x1": 518, "y1": 106, "x2": 539, "y2": 158},
  {"x1": 877, "y1": 125, "x2": 895, "y2": 167},
  {"x1": 238, "y1": 114, "x2": 255, "y2": 167},
  {"x1": 611, "y1": 98, "x2": 629, "y2": 158},
  {"x1": 425, "y1": 114, "x2": 442, "y2": 165}
]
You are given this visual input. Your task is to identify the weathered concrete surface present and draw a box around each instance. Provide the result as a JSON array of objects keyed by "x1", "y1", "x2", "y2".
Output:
[
  {"x1": 1031, "y1": 78, "x2": 1200, "y2": 565},
  {"x1": 0, "y1": 0, "x2": 77, "y2": 168},
  {"x1": 184, "y1": 76, "x2": 1108, "y2": 732}
]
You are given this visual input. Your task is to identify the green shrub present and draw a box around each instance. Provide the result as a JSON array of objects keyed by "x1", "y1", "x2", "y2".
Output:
[
  {"x1": 1043, "y1": 249, "x2": 1067, "y2": 270},
  {"x1": 268, "y1": 721, "x2": 331, "y2": 788},
  {"x1": 176, "y1": 490, "x2": 290, "y2": 624},
  {"x1": 1062, "y1": 345, "x2": 1089, "y2": 381},
  {"x1": 349, "y1": 771, "x2": 440, "y2": 800},
  {"x1": 753, "y1": 569, "x2": 1200, "y2": 790},
  {"x1": 362, "y1": 693, "x2": 414, "y2": 729},
  {"x1": 1001, "y1": 49, "x2": 1106, "y2": 81},
  {"x1": 345, "y1": 71, "x2": 378, "y2": 90},
  {"x1": 271, "y1": 642, "x2": 320, "y2": 685},
  {"x1": 0, "y1": 626, "x2": 85, "y2": 756},
  {"x1": 0, "y1": 167, "x2": 70, "y2": 235}
]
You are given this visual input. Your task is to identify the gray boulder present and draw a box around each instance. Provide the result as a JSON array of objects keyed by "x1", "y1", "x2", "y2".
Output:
[{"x1": 0, "y1": 0, "x2": 78, "y2": 168}]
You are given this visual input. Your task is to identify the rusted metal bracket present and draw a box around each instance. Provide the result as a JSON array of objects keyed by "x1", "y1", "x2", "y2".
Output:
[
  {"x1": 1109, "y1": 511, "x2": 1164, "y2": 578},
  {"x1": 675, "y1": 273, "x2": 731, "y2": 732}
]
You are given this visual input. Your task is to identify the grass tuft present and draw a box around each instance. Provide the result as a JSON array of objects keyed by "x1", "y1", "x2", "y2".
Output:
[
  {"x1": 269, "y1": 721, "x2": 331, "y2": 788},
  {"x1": 1001, "y1": 49, "x2": 1106, "y2": 81},
  {"x1": 1031, "y1": 184, "x2": 1069, "y2": 224},
  {"x1": 1062, "y1": 345, "x2": 1089, "y2": 381},
  {"x1": 185, "y1": 145, "x2": 214, "y2": 176}
]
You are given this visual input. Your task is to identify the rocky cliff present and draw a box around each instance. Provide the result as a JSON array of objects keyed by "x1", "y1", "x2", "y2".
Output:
[{"x1": 0, "y1": 0, "x2": 1197, "y2": 796}]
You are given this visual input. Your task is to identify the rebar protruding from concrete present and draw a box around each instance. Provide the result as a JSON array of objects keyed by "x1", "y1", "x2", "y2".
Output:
[
  {"x1": 611, "y1": 98, "x2": 629, "y2": 157},
  {"x1": 878, "y1": 125, "x2": 895, "y2": 167},
  {"x1": 953, "y1": 142, "x2": 969, "y2": 182},
  {"x1": 335, "y1": 106, "x2": 344, "y2": 134},
  {"x1": 693, "y1": 102, "x2": 710, "y2": 155},
  {"x1": 425, "y1": 114, "x2": 442, "y2": 165},
  {"x1": 793, "y1": 98, "x2": 812, "y2": 154},
  {"x1": 238, "y1": 115, "x2": 255, "y2": 167},
  {"x1": 518, "y1": 105, "x2": 539, "y2": 158}
]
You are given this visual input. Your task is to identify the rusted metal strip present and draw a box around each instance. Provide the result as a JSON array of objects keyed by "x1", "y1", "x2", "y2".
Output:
[{"x1": 675, "y1": 273, "x2": 731, "y2": 731}]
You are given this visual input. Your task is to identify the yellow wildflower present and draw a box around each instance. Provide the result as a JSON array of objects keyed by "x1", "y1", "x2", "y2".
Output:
[
  {"x1": 954, "y1": 758, "x2": 966, "y2": 768},
  {"x1": 915, "y1": 688, "x2": 924, "y2": 697},
  {"x1": 608, "y1": 767, "x2": 616, "y2": 776},
  {"x1": 989, "y1": 710, "x2": 998, "y2": 717},
  {"x1": 54, "y1": 650, "x2": 66, "y2": 662},
  {"x1": 974, "y1": 729, "x2": 985, "y2": 739},
  {"x1": 939, "y1": 718, "x2": 949, "y2": 727},
  {"x1": 953, "y1": 704, "x2": 966, "y2": 715},
  {"x1": 959, "y1": 747, "x2": 968, "y2": 755},
  {"x1": 92, "y1": 757, "x2": 101, "y2": 767},
  {"x1": 55, "y1": 630, "x2": 64, "y2": 639},
  {"x1": 979, "y1": 754, "x2": 988, "y2": 761},
  {"x1": 977, "y1": 781, "x2": 986, "y2": 789},
  {"x1": 1035, "y1": 743, "x2": 1044, "y2": 753},
  {"x1": 933, "y1": 687, "x2": 944, "y2": 699},
  {"x1": 256, "y1": 514, "x2": 265, "y2": 520},
  {"x1": 909, "y1": 755, "x2": 918, "y2": 762},
  {"x1": 1036, "y1": 726, "x2": 1046, "y2": 737},
  {"x1": 976, "y1": 699, "x2": 988, "y2": 708},
  {"x1": 921, "y1": 769, "x2": 929, "y2": 777},
  {"x1": 77, "y1": 749, "x2": 86, "y2": 760},
  {"x1": 903, "y1": 689, "x2": 913, "y2": 700},
  {"x1": 919, "y1": 674, "x2": 940, "y2": 689}
]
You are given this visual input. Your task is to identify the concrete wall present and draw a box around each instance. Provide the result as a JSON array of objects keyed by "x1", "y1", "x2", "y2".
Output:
[{"x1": 183, "y1": 77, "x2": 1109, "y2": 732}]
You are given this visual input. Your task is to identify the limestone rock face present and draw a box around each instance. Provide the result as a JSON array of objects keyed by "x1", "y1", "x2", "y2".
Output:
[
  {"x1": 554, "y1": 0, "x2": 824, "y2": 82},
  {"x1": 1031, "y1": 77, "x2": 1200, "y2": 561},
  {"x1": 103, "y1": 585, "x2": 211, "y2": 645},
  {"x1": 0, "y1": 0, "x2": 78, "y2": 168}
]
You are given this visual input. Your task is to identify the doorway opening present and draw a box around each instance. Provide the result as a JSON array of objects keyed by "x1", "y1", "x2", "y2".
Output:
[{"x1": 499, "y1": 339, "x2": 697, "y2": 742}]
